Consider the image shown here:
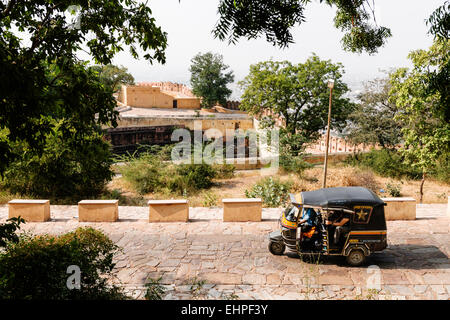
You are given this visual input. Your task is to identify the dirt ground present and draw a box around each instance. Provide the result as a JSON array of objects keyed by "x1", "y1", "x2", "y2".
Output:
[{"x1": 109, "y1": 164, "x2": 449, "y2": 207}]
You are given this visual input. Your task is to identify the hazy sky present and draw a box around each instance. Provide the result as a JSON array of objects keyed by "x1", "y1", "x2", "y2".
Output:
[{"x1": 110, "y1": 0, "x2": 443, "y2": 99}]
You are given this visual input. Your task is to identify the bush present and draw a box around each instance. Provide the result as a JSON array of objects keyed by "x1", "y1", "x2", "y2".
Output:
[
  {"x1": 279, "y1": 155, "x2": 312, "y2": 176},
  {"x1": 0, "y1": 227, "x2": 126, "y2": 299},
  {"x1": 167, "y1": 163, "x2": 217, "y2": 195},
  {"x1": 346, "y1": 149, "x2": 422, "y2": 180},
  {"x1": 432, "y1": 153, "x2": 450, "y2": 183},
  {"x1": 202, "y1": 191, "x2": 218, "y2": 207},
  {"x1": 212, "y1": 163, "x2": 235, "y2": 179},
  {"x1": 245, "y1": 177, "x2": 292, "y2": 207},
  {"x1": 0, "y1": 217, "x2": 25, "y2": 249},
  {"x1": 121, "y1": 154, "x2": 162, "y2": 194},
  {"x1": 137, "y1": 144, "x2": 175, "y2": 161},
  {"x1": 121, "y1": 153, "x2": 218, "y2": 196},
  {"x1": 385, "y1": 181, "x2": 402, "y2": 197},
  {"x1": 2, "y1": 123, "x2": 113, "y2": 200}
]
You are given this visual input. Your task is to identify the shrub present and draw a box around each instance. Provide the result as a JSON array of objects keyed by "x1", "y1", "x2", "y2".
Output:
[
  {"x1": 121, "y1": 153, "x2": 218, "y2": 196},
  {"x1": 138, "y1": 144, "x2": 175, "y2": 161},
  {"x1": 175, "y1": 163, "x2": 216, "y2": 190},
  {"x1": 279, "y1": 155, "x2": 312, "y2": 176},
  {"x1": 212, "y1": 163, "x2": 235, "y2": 179},
  {"x1": 0, "y1": 227, "x2": 126, "y2": 299},
  {"x1": 245, "y1": 177, "x2": 292, "y2": 207},
  {"x1": 121, "y1": 153, "x2": 163, "y2": 194},
  {"x1": 385, "y1": 181, "x2": 402, "y2": 197},
  {"x1": 2, "y1": 123, "x2": 113, "y2": 200},
  {"x1": 432, "y1": 153, "x2": 450, "y2": 183},
  {"x1": 0, "y1": 217, "x2": 25, "y2": 249},
  {"x1": 166, "y1": 163, "x2": 216, "y2": 195},
  {"x1": 346, "y1": 149, "x2": 421, "y2": 179},
  {"x1": 202, "y1": 191, "x2": 218, "y2": 207}
]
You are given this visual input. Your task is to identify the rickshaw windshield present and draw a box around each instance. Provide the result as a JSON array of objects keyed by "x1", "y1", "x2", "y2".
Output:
[{"x1": 284, "y1": 205, "x2": 300, "y2": 222}]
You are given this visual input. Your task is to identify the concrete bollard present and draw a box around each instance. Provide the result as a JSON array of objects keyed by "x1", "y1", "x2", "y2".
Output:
[
  {"x1": 78, "y1": 200, "x2": 119, "y2": 222},
  {"x1": 148, "y1": 200, "x2": 189, "y2": 222},
  {"x1": 8, "y1": 199, "x2": 50, "y2": 222},
  {"x1": 222, "y1": 198, "x2": 262, "y2": 222},
  {"x1": 381, "y1": 197, "x2": 416, "y2": 220}
]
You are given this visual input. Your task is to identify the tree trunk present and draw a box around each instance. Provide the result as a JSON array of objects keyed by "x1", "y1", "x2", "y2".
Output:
[{"x1": 419, "y1": 172, "x2": 426, "y2": 204}]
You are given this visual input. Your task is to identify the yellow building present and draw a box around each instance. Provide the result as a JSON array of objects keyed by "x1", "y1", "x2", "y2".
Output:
[{"x1": 119, "y1": 82, "x2": 201, "y2": 109}]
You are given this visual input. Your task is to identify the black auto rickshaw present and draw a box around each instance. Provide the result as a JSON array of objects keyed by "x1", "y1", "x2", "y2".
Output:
[{"x1": 268, "y1": 187, "x2": 387, "y2": 266}]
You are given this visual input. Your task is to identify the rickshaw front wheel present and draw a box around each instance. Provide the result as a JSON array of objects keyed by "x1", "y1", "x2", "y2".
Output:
[
  {"x1": 346, "y1": 249, "x2": 366, "y2": 266},
  {"x1": 268, "y1": 241, "x2": 285, "y2": 255}
]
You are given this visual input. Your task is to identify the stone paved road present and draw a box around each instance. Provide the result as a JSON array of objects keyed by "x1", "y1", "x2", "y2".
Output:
[{"x1": 0, "y1": 204, "x2": 448, "y2": 300}]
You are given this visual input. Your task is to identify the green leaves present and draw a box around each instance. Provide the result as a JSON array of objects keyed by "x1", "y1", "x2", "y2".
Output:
[
  {"x1": 239, "y1": 55, "x2": 354, "y2": 154},
  {"x1": 0, "y1": 217, "x2": 25, "y2": 248},
  {"x1": 213, "y1": 0, "x2": 306, "y2": 48},
  {"x1": 0, "y1": 0, "x2": 168, "y2": 173},
  {"x1": 245, "y1": 177, "x2": 292, "y2": 207},
  {"x1": 389, "y1": 40, "x2": 450, "y2": 173},
  {"x1": 2, "y1": 119, "x2": 114, "y2": 199},
  {"x1": 426, "y1": 1, "x2": 450, "y2": 40},
  {"x1": 332, "y1": 0, "x2": 392, "y2": 54},
  {"x1": 347, "y1": 75, "x2": 402, "y2": 149},
  {"x1": 0, "y1": 227, "x2": 126, "y2": 299},
  {"x1": 189, "y1": 52, "x2": 234, "y2": 108},
  {"x1": 213, "y1": 0, "x2": 391, "y2": 53},
  {"x1": 90, "y1": 64, "x2": 135, "y2": 93}
]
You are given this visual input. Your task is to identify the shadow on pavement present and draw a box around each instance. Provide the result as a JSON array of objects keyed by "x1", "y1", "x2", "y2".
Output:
[{"x1": 282, "y1": 245, "x2": 449, "y2": 270}]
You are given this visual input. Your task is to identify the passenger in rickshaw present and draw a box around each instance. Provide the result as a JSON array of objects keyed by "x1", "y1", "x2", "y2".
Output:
[
  {"x1": 325, "y1": 210, "x2": 350, "y2": 246},
  {"x1": 298, "y1": 208, "x2": 318, "y2": 240}
]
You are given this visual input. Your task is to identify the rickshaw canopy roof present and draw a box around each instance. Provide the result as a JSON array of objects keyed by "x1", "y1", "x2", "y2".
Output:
[{"x1": 291, "y1": 187, "x2": 385, "y2": 209}]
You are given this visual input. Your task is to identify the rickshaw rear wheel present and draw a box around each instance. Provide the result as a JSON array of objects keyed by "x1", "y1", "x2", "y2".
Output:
[
  {"x1": 268, "y1": 241, "x2": 285, "y2": 255},
  {"x1": 346, "y1": 249, "x2": 366, "y2": 266}
]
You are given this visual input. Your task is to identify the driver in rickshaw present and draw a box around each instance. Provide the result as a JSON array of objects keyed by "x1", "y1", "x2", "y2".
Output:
[{"x1": 298, "y1": 207, "x2": 318, "y2": 240}]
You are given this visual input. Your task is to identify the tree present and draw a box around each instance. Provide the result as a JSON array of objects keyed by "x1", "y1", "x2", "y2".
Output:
[
  {"x1": 2, "y1": 119, "x2": 113, "y2": 199},
  {"x1": 189, "y1": 52, "x2": 234, "y2": 108},
  {"x1": 389, "y1": 40, "x2": 450, "y2": 203},
  {"x1": 91, "y1": 64, "x2": 135, "y2": 93},
  {"x1": 239, "y1": 55, "x2": 354, "y2": 155},
  {"x1": 0, "y1": 1, "x2": 168, "y2": 196},
  {"x1": 425, "y1": 1, "x2": 450, "y2": 122},
  {"x1": 213, "y1": 0, "x2": 391, "y2": 54},
  {"x1": 0, "y1": 0, "x2": 168, "y2": 174},
  {"x1": 347, "y1": 75, "x2": 402, "y2": 150}
]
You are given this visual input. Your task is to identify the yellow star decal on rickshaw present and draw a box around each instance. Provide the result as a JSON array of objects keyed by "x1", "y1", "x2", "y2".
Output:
[{"x1": 356, "y1": 209, "x2": 368, "y2": 221}]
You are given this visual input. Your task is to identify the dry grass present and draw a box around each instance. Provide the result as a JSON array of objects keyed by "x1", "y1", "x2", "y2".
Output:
[
  {"x1": 0, "y1": 164, "x2": 437, "y2": 207},
  {"x1": 0, "y1": 189, "x2": 27, "y2": 205},
  {"x1": 290, "y1": 166, "x2": 379, "y2": 193},
  {"x1": 108, "y1": 164, "x2": 450, "y2": 206},
  {"x1": 291, "y1": 165, "x2": 449, "y2": 203},
  {"x1": 3, "y1": 164, "x2": 447, "y2": 206}
]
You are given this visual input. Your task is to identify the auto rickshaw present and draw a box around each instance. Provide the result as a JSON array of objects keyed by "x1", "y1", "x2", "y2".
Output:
[{"x1": 268, "y1": 187, "x2": 387, "y2": 266}]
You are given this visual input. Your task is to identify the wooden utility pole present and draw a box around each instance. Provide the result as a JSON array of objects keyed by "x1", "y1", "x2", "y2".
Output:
[{"x1": 322, "y1": 80, "x2": 334, "y2": 188}]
